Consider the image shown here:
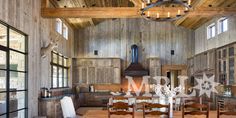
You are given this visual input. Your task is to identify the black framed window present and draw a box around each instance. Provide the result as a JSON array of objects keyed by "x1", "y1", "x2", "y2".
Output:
[
  {"x1": 51, "y1": 51, "x2": 68, "y2": 88},
  {"x1": 0, "y1": 20, "x2": 28, "y2": 117}
]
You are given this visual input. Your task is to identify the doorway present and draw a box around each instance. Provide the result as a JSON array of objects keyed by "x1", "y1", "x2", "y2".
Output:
[{"x1": 162, "y1": 65, "x2": 187, "y2": 90}]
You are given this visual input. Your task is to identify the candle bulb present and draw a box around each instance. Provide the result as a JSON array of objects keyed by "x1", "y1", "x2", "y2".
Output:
[
  {"x1": 185, "y1": 7, "x2": 189, "y2": 12},
  {"x1": 147, "y1": 11, "x2": 150, "y2": 17},
  {"x1": 148, "y1": 0, "x2": 151, "y2": 4},
  {"x1": 156, "y1": 13, "x2": 159, "y2": 18},
  {"x1": 142, "y1": 3, "x2": 145, "y2": 9},
  {"x1": 178, "y1": 10, "x2": 180, "y2": 15},
  {"x1": 188, "y1": 0, "x2": 191, "y2": 5},
  {"x1": 167, "y1": 12, "x2": 170, "y2": 18}
]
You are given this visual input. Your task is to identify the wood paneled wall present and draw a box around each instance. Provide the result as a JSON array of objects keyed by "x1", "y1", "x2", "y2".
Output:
[
  {"x1": 195, "y1": 16, "x2": 236, "y2": 55},
  {"x1": 74, "y1": 19, "x2": 194, "y2": 72},
  {"x1": 0, "y1": 0, "x2": 74, "y2": 117}
]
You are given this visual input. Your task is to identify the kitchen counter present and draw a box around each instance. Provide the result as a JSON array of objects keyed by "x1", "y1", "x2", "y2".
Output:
[
  {"x1": 217, "y1": 95, "x2": 236, "y2": 99},
  {"x1": 38, "y1": 94, "x2": 75, "y2": 101}
]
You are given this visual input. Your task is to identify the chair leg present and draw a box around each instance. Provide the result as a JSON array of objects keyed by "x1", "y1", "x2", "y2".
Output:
[
  {"x1": 207, "y1": 103, "x2": 210, "y2": 118},
  {"x1": 108, "y1": 109, "x2": 110, "y2": 118},
  {"x1": 217, "y1": 103, "x2": 220, "y2": 118},
  {"x1": 133, "y1": 105, "x2": 135, "y2": 118},
  {"x1": 182, "y1": 104, "x2": 184, "y2": 118},
  {"x1": 143, "y1": 104, "x2": 145, "y2": 118}
]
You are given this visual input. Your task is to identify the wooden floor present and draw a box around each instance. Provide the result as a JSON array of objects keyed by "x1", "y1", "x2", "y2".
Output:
[{"x1": 80, "y1": 109, "x2": 236, "y2": 118}]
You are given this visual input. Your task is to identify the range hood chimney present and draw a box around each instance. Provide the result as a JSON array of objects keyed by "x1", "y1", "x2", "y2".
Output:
[{"x1": 124, "y1": 44, "x2": 149, "y2": 76}]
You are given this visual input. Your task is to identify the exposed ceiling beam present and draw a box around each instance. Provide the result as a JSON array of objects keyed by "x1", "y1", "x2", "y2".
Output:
[
  {"x1": 75, "y1": 0, "x2": 95, "y2": 26},
  {"x1": 41, "y1": 7, "x2": 236, "y2": 18},
  {"x1": 48, "y1": 0, "x2": 94, "y2": 28},
  {"x1": 188, "y1": 7, "x2": 236, "y2": 16},
  {"x1": 48, "y1": 0, "x2": 76, "y2": 29},
  {"x1": 41, "y1": 7, "x2": 188, "y2": 18},
  {"x1": 174, "y1": 0, "x2": 209, "y2": 26}
]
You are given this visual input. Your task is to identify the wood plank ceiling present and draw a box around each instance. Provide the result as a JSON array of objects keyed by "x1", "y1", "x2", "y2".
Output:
[
  {"x1": 175, "y1": 0, "x2": 236, "y2": 29},
  {"x1": 49, "y1": 0, "x2": 236, "y2": 29}
]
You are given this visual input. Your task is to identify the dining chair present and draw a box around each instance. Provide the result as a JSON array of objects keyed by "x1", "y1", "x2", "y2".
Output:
[
  {"x1": 60, "y1": 96, "x2": 80, "y2": 118},
  {"x1": 217, "y1": 102, "x2": 236, "y2": 118},
  {"x1": 135, "y1": 96, "x2": 152, "y2": 111},
  {"x1": 107, "y1": 101, "x2": 134, "y2": 118},
  {"x1": 182, "y1": 97, "x2": 210, "y2": 118},
  {"x1": 143, "y1": 103, "x2": 170, "y2": 118}
]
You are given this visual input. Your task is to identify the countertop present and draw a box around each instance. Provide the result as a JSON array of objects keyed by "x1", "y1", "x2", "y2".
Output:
[
  {"x1": 38, "y1": 94, "x2": 75, "y2": 101},
  {"x1": 217, "y1": 95, "x2": 236, "y2": 99}
]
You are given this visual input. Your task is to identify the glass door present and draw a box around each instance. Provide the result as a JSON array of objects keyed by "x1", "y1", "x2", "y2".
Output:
[
  {"x1": 0, "y1": 21, "x2": 28, "y2": 118},
  {"x1": 0, "y1": 22, "x2": 8, "y2": 118},
  {"x1": 0, "y1": 48, "x2": 7, "y2": 118}
]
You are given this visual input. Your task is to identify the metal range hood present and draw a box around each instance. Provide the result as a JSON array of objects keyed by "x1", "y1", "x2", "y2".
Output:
[{"x1": 124, "y1": 44, "x2": 149, "y2": 77}]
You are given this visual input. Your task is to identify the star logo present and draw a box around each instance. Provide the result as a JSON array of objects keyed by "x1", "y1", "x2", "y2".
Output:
[{"x1": 193, "y1": 73, "x2": 219, "y2": 98}]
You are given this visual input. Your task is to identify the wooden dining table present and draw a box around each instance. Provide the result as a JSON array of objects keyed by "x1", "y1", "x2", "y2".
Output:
[{"x1": 82, "y1": 110, "x2": 236, "y2": 118}]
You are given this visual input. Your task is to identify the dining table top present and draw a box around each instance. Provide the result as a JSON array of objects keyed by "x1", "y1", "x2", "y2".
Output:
[{"x1": 82, "y1": 110, "x2": 236, "y2": 118}]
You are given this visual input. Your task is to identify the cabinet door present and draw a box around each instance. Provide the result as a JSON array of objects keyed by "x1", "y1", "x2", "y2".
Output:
[
  {"x1": 88, "y1": 67, "x2": 96, "y2": 84},
  {"x1": 79, "y1": 67, "x2": 88, "y2": 83},
  {"x1": 55, "y1": 102, "x2": 63, "y2": 118},
  {"x1": 79, "y1": 93, "x2": 86, "y2": 106},
  {"x1": 208, "y1": 50, "x2": 215, "y2": 70},
  {"x1": 229, "y1": 46, "x2": 235, "y2": 85}
]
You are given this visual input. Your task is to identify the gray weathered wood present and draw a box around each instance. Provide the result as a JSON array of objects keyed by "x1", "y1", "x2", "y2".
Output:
[
  {"x1": 0, "y1": 0, "x2": 74, "y2": 117},
  {"x1": 73, "y1": 58, "x2": 121, "y2": 84},
  {"x1": 74, "y1": 19, "x2": 194, "y2": 72}
]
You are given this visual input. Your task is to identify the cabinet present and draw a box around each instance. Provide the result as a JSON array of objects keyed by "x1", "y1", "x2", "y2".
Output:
[
  {"x1": 187, "y1": 49, "x2": 216, "y2": 75},
  {"x1": 79, "y1": 92, "x2": 111, "y2": 107},
  {"x1": 187, "y1": 49, "x2": 216, "y2": 86},
  {"x1": 73, "y1": 58, "x2": 121, "y2": 84},
  {"x1": 217, "y1": 44, "x2": 236, "y2": 85},
  {"x1": 38, "y1": 95, "x2": 75, "y2": 118}
]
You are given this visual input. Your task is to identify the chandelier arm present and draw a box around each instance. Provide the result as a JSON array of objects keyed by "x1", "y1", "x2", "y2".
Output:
[
  {"x1": 141, "y1": 14, "x2": 185, "y2": 22},
  {"x1": 140, "y1": 0, "x2": 191, "y2": 22}
]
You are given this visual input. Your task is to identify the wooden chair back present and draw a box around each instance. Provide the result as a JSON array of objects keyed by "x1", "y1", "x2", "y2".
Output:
[
  {"x1": 107, "y1": 98, "x2": 134, "y2": 118},
  {"x1": 182, "y1": 97, "x2": 210, "y2": 118},
  {"x1": 143, "y1": 103, "x2": 170, "y2": 118},
  {"x1": 60, "y1": 96, "x2": 77, "y2": 118},
  {"x1": 217, "y1": 102, "x2": 236, "y2": 118},
  {"x1": 113, "y1": 96, "x2": 128, "y2": 100},
  {"x1": 135, "y1": 96, "x2": 152, "y2": 111},
  {"x1": 182, "y1": 97, "x2": 200, "y2": 104}
]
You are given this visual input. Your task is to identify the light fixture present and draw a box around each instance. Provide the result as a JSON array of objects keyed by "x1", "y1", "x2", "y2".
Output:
[{"x1": 140, "y1": 0, "x2": 192, "y2": 22}]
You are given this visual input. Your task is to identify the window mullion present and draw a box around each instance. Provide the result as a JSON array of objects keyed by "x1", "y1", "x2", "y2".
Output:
[
  {"x1": 62, "y1": 56, "x2": 64, "y2": 87},
  {"x1": 0, "y1": 21, "x2": 28, "y2": 116},
  {"x1": 6, "y1": 25, "x2": 10, "y2": 118},
  {"x1": 51, "y1": 52, "x2": 68, "y2": 88},
  {"x1": 57, "y1": 54, "x2": 59, "y2": 88}
]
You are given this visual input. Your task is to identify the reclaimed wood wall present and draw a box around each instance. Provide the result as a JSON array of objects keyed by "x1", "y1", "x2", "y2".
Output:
[
  {"x1": 195, "y1": 16, "x2": 236, "y2": 55},
  {"x1": 0, "y1": 0, "x2": 74, "y2": 117},
  {"x1": 74, "y1": 19, "x2": 194, "y2": 73},
  {"x1": 187, "y1": 49, "x2": 216, "y2": 76}
]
